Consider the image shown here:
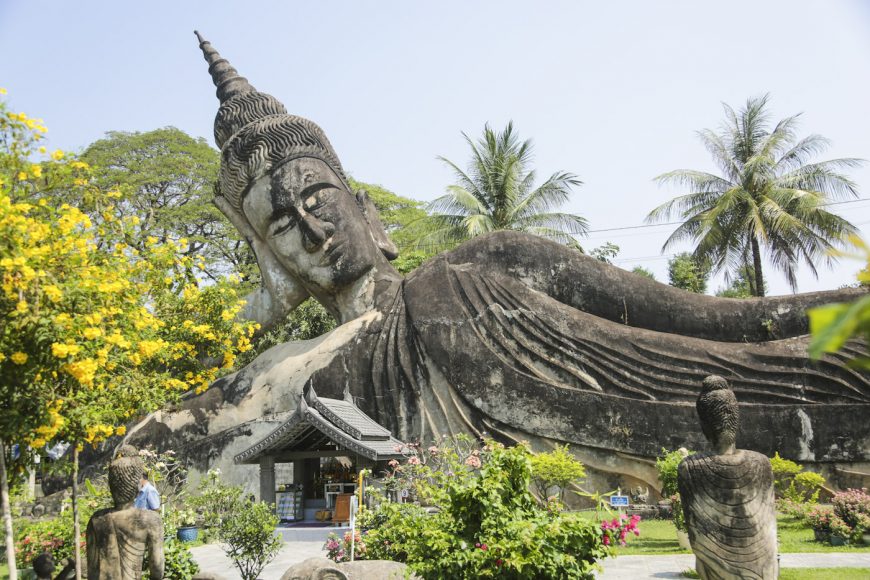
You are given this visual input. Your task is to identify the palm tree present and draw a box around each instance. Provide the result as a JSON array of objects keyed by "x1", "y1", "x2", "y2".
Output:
[
  {"x1": 415, "y1": 122, "x2": 587, "y2": 250},
  {"x1": 647, "y1": 94, "x2": 863, "y2": 296}
]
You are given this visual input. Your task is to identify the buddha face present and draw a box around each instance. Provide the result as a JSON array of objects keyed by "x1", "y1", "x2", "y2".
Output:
[{"x1": 242, "y1": 157, "x2": 381, "y2": 294}]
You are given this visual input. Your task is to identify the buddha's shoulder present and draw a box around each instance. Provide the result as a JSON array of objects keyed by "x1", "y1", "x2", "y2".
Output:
[
  {"x1": 405, "y1": 231, "x2": 571, "y2": 281},
  {"x1": 679, "y1": 450, "x2": 772, "y2": 473}
]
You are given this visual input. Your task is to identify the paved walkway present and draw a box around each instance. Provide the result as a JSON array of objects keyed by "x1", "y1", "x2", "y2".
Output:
[
  {"x1": 191, "y1": 541, "x2": 324, "y2": 579},
  {"x1": 191, "y1": 543, "x2": 870, "y2": 580}
]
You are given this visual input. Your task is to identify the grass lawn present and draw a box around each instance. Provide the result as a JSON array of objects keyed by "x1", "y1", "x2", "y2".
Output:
[
  {"x1": 586, "y1": 512, "x2": 870, "y2": 556},
  {"x1": 780, "y1": 569, "x2": 870, "y2": 579}
]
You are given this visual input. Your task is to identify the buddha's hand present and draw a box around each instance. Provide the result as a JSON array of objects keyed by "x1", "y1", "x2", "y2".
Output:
[{"x1": 214, "y1": 195, "x2": 308, "y2": 323}]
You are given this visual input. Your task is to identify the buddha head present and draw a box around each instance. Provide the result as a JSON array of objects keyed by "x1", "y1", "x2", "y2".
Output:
[
  {"x1": 195, "y1": 32, "x2": 398, "y2": 301},
  {"x1": 696, "y1": 375, "x2": 739, "y2": 455},
  {"x1": 109, "y1": 445, "x2": 144, "y2": 507}
]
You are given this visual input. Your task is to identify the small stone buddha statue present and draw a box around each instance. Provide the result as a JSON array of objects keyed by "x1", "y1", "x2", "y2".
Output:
[
  {"x1": 678, "y1": 376, "x2": 778, "y2": 579},
  {"x1": 86, "y1": 445, "x2": 164, "y2": 580}
]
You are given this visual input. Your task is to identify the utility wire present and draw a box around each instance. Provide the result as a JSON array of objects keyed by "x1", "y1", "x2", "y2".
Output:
[{"x1": 407, "y1": 196, "x2": 870, "y2": 251}]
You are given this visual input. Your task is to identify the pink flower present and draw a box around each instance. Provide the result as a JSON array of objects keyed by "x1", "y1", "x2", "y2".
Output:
[
  {"x1": 603, "y1": 535, "x2": 610, "y2": 546},
  {"x1": 388, "y1": 459, "x2": 399, "y2": 468},
  {"x1": 408, "y1": 456, "x2": 421, "y2": 465},
  {"x1": 428, "y1": 446, "x2": 439, "y2": 454},
  {"x1": 465, "y1": 455, "x2": 482, "y2": 469},
  {"x1": 394, "y1": 444, "x2": 404, "y2": 452},
  {"x1": 496, "y1": 559, "x2": 503, "y2": 567}
]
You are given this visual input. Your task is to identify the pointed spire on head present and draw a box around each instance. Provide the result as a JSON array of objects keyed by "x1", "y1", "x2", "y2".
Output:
[{"x1": 194, "y1": 30, "x2": 255, "y2": 103}]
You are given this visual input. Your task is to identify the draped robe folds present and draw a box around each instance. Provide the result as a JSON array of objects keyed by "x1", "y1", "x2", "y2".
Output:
[
  {"x1": 334, "y1": 234, "x2": 870, "y2": 464},
  {"x1": 677, "y1": 451, "x2": 778, "y2": 579},
  {"x1": 127, "y1": 232, "x2": 870, "y2": 489}
]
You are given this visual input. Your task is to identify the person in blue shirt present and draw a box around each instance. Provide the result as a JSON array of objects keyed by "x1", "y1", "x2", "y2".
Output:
[{"x1": 134, "y1": 474, "x2": 161, "y2": 511}]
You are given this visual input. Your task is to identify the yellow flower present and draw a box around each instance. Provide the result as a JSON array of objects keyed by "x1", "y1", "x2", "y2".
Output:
[
  {"x1": 115, "y1": 425, "x2": 126, "y2": 436},
  {"x1": 15, "y1": 300, "x2": 27, "y2": 313},
  {"x1": 51, "y1": 149, "x2": 65, "y2": 161},
  {"x1": 30, "y1": 438, "x2": 46, "y2": 449},
  {"x1": 0, "y1": 353, "x2": 5, "y2": 363},
  {"x1": 0, "y1": 88, "x2": 7, "y2": 95},
  {"x1": 65, "y1": 358, "x2": 98, "y2": 386},
  {"x1": 10, "y1": 352, "x2": 27, "y2": 365},
  {"x1": 73, "y1": 178, "x2": 87, "y2": 186},
  {"x1": 51, "y1": 343, "x2": 70, "y2": 358},
  {"x1": 82, "y1": 327, "x2": 102, "y2": 340},
  {"x1": 39, "y1": 146, "x2": 46, "y2": 154},
  {"x1": 17, "y1": 172, "x2": 27, "y2": 181},
  {"x1": 30, "y1": 164, "x2": 42, "y2": 178},
  {"x1": 137, "y1": 340, "x2": 164, "y2": 358},
  {"x1": 44, "y1": 285, "x2": 62, "y2": 303},
  {"x1": 84, "y1": 313, "x2": 102, "y2": 325}
]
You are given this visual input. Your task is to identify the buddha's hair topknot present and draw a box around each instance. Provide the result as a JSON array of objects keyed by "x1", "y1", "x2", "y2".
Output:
[
  {"x1": 196, "y1": 31, "x2": 347, "y2": 212},
  {"x1": 697, "y1": 375, "x2": 739, "y2": 446},
  {"x1": 108, "y1": 447, "x2": 144, "y2": 506}
]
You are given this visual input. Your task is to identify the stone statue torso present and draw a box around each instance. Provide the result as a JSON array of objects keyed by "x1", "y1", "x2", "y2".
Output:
[
  {"x1": 678, "y1": 450, "x2": 777, "y2": 579},
  {"x1": 86, "y1": 507, "x2": 163, "y2": 580}
]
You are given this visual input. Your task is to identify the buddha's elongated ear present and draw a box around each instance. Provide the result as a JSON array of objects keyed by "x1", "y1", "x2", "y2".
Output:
[{"x1": 355, "y1": 189, "x2": 399, "y2": 261}]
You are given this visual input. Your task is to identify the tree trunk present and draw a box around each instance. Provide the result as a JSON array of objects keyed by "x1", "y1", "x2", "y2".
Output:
[
  {"x1": 750, "y1": 236, "x2": 765, "y2": 297},
  {"x1": 72, "y1": 444, "x2": 82, "y2": 580},
  {"x1": 0, "y1": 440, "x2": 19, "y2": 580}
]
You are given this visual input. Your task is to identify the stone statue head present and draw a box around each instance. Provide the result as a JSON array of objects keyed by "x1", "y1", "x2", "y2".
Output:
[
  {"x1": 697, "y1": 375, "x2": 739, "y2": 454},
  {"x1": 195, "y1": 32, "x2": 398, "y2": 300},
  {"x1": 109, "y1": 445, "x2": 144, "y2": 507},
  {"x1": 32, "y1": 552, "x2": 55, "y2": 580}
]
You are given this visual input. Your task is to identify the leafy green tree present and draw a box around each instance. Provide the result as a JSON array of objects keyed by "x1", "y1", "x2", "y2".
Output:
[
  {"x1": 417, "y1": 122, "x2": 587, "y2": 250},
  {"x1": 714, "y1": 265, "x2": 758, "y2": 298},
  {"x1": 529, "y1": 444, "x2": 586, "y2": 502},
  {"x1": 590, "y1": 242, "x2": 619, "y2": 264},
  {"x1": 631, "y1": 266, "x2": 656, "y2": 280},
  {"x1": 647, "y1": 94, "x2": 863, "y2": 296},
  {"x1": 667, "y1": 252, "x2": 711, "y2": 293},
  {"x1": 81, "y1": 128, "x2": 254, "y2": 282},
  {"x1": 348, "y1": 177, "x2": 428, "y2": 255}
]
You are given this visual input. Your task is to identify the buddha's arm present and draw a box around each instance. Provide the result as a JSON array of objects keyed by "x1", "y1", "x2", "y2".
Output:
[
  {"x1": 148, "y1": 523, "x2": 165, "y2": 580},
  {"x1": 447, "y1": 231, "x2": 865, "y2": 342}
]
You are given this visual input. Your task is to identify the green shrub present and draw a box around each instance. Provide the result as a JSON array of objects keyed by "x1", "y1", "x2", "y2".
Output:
[
  {"x1": 770, "y1": 452, "x2": 802, "y2": 497},
  {"x1": 783, "y1": 471, "x2": 826, "y2": 504},
  {"x1": 363, "y1": 441, "x2": 621, "y2": 580},
  {"x1": 218, "y1": 500, "x2": 281, "y2": 580},
  {"x1": 529, "y1": 444, "x2": 586, "y2": 503},
  {"x1": 655, "y1": 449, "x2": 692, "y2": 498},
  {"x1": 656, "y1": 448, "x2": 694, "y2": 533},
  {"x1": 144, "y1": 538, "x2": 199, "y2": 580},
  {"x1": 189, "y1": 468, "x2": 244, "y2": 529}
]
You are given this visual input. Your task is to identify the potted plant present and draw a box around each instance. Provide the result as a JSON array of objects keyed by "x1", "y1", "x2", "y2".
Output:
[
  {"x1": 656, "y1": 448, "x2": 693, "y2": 550},
  {"x1": 829, "y1": 515, "x2": 851, "y2": 546},
  {"x1": 807, "y1": 506, "x2": 833, "y2": 543},
  {"x1": 671, "y1": 494, "x2": 691, "y2": 550},
  {"x1": 174, "y1": 507, "x2": 200, "y2": 542}
]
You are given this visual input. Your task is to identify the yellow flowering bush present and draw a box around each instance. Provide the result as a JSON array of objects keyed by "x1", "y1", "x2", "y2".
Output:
[{"x1": 0, "y1": 91, "x2": 257, "y2": 454}]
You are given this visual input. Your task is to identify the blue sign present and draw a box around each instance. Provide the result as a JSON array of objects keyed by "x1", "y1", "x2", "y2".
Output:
[{"x1": 609, "y1": 495, "x2": 629, "y2": 507}]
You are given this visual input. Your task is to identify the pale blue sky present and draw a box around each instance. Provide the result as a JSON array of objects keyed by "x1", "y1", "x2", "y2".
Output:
[{"x1": 2, "y1": 0, "x2": 869, "y2": 295}]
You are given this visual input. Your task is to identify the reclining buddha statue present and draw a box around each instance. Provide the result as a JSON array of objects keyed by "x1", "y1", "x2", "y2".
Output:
[{"x1": 127, "y1": 33, "x2": 870, "y2": 492}]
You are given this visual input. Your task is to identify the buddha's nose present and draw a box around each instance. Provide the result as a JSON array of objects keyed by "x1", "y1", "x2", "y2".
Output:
[{"x1": 297, "y1": 211, "x2": 335, "y2": 252}]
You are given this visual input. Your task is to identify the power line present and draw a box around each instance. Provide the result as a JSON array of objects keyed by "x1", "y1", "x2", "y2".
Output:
[{"x1": 407, "y1": 196, "x2": 870, "y2": 251}]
